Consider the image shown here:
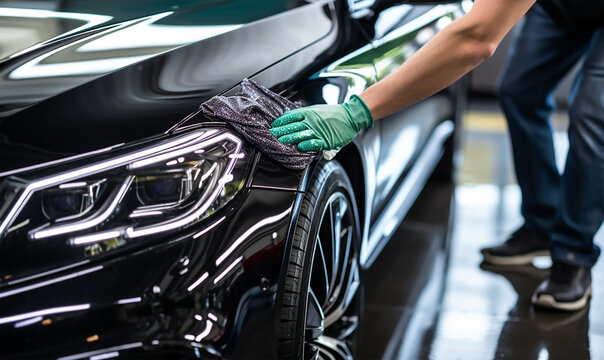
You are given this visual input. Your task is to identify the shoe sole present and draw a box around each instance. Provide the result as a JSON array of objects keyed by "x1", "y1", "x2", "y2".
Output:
[
  {"x1": 481, "y1": 250, "x2": 550, "y2": 266},
  {"x1": 532, "y1": 286, "x2": 592, "y2": 312}
]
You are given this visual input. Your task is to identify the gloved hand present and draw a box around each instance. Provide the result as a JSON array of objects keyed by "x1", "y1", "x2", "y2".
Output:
[{"x1": 270, "y1": 95, "x2": 374, "y2": 152}]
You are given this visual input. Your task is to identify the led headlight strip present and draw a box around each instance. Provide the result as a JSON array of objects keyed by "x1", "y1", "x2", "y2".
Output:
[
  {"x1": 0, "y1": 129, "x2": 228, "y2": 238},
  {"x1": 31, "y1": 176, "x2": 134, "y2": 240},
  {"x1": 125, "y1": 132, "x2": 242, "y2": 238}
]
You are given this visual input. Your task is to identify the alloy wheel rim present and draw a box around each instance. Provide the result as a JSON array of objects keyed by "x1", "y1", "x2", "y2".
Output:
[{"x1": 304, "y1": 191, "x2": 360, "y2": 360}]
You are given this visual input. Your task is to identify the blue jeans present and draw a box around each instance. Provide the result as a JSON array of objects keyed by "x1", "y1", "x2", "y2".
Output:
[{"x1": 497, "y1": 5, "x2": 604, "y2": 268}]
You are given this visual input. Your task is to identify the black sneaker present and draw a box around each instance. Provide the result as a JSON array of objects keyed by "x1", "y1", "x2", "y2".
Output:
[
  {"x1": 532, "y1": 261, "x2": 592, "y2": 311},
  {"x1": 481, "y1": 226, "x2": 550, "y2": 265}
]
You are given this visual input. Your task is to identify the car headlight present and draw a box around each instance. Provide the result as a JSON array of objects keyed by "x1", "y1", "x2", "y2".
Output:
[{"x1": 0, "y1": 129, "x2": 250, "y2": 284}]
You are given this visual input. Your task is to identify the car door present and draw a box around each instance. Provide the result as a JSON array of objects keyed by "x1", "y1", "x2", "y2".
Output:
[{"x1": 367, "y1": 3, "x2": 462, "y2": 221}]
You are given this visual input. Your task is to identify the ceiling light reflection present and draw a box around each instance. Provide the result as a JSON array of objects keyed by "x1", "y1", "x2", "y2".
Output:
[
  {"x1": 0, "y1": 265, "x2": 102, "y2": 299},
  {"x1": 0, "y1": 7, "x2": 112, "y2": 58},
  {"x1": 0, "y1": 7, "x2": 111, "y2": 29},
  {"x1": 57, "y1": 342, "x2": 142, "y2": 360},
  {"x1": 0, "y1": 304, "x2": 90, "y2": 325},
  {"x1": 116, "y1": 297, "x2": 141, "y2": 305},
  {"x1": 193, "y1": 216, "x2": 226, "y2": 239},
  {"x1": 195, "y1": 320, "x2": 213, "y2": 342},
  {"x1": 461, "y1": 0, "x2": 474, "y2": 13},
  {"x1": 321, "y1": 83, "x2": 341, "y2": 105},
  {"x1": 13, "y1": 315, "x2": 43, "y2": 328},
  {"x1": 376, "y1": 125, "x2": 419, "y2": 185},
  {"x1": 187, "y1": 272, "x2": 209, "y2": 292},
  {"x1": 6, "y1": 9, "x2": 242, "y2": 79},
  {"x1": 436, "y1": 16, "x2": 453, "y2": 30},
  {"x1": 90, "y1": 351, "x2": 119, "y2": 360},
  {"x1": 77, "y1": 22, "x2": 242, "y2": 52},
  {"x1": 9, "y1": 56, "x2": 153, "y2": 80},
  {"x1": 7, "y1": 13, "x2": 159, "y2": 79},
  {"x1": 213, "y1": 257, "x2": 243, "y2": 285},
  {"x1": 215, "y1": 208, "x2": 291, "y2": 266}
]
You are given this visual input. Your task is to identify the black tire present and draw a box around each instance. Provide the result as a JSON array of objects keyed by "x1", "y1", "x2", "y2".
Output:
[{"x1": 278, "y1": 161, "x2": 362, "y2": 360}]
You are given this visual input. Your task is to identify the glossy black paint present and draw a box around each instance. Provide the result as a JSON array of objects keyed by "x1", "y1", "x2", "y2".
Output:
[
  {"x1": 0, "y1": 187, "x2": 298, "y2": 359},
  {"x1": 0, "y1": 0, "x2": 334, "y2": 173},
  {"x1": 0, "y1": 0, "x2": 465, "y2": 358}
]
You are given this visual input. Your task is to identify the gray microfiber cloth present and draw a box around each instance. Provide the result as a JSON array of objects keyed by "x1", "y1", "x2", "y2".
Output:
[{"x1": 200, "y1": 79, "x2": 318, "y2": 171}]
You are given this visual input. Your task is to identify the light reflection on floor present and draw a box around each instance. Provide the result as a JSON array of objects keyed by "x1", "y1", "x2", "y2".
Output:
[{"x1": 360, "y1": 104, "x2": 604, "y2": 359}]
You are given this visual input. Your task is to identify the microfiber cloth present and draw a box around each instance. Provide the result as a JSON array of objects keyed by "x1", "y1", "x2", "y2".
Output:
[{"x1": 200, "y1": 79, "x2": 317, "y2": 171}]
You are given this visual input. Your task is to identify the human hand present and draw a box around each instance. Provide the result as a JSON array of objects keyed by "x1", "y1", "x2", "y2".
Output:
[{"x1": 270, "y1": 95, "x2": 374, "y2": 152}]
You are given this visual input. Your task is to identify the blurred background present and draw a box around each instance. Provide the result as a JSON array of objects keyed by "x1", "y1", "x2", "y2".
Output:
[{"x1": 358, "y1": 21, "x2": 604, "y2": 360}]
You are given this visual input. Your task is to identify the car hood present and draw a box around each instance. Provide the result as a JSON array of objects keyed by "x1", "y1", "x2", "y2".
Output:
[{"x1": 0, "y1": 0, "x2": 334, "y2": 174}]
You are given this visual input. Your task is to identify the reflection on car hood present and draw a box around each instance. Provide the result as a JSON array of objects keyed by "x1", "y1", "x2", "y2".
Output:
[
  {"x1": 0, "y1": 0, "x2": 301, "y2": 113},
  {"x1": 0, "y1": 0, "x2": 335, "y2": 174}
]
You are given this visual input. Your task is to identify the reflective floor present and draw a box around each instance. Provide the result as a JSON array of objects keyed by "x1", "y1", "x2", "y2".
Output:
[{"x1": 359, "y1": 102, "x2": 604, "y2": 359}]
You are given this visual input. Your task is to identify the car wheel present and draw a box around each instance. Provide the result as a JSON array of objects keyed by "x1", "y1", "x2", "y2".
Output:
[{"x1": 279, "y1": 161, "x2": 362, "y2": 360}]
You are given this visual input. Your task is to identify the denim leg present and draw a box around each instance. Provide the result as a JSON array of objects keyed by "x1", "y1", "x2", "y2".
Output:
[
  {"x1": 550, "y1": 28, "x2": 604, "y2": 268},
  {"x1": 496, "y1": 5, "x2": 591, "y2": 234}
]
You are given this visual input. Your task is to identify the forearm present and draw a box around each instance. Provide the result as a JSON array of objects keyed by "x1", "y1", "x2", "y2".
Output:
[
  {"x1": 360, "y1": 0, "x2": 535, "y2": 120},
  {"x1": 361, "y1": 21, "x2": 493, "y2": 119}
]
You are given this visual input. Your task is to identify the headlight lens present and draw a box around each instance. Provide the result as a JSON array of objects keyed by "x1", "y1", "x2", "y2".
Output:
[{"x1": 0, "y1": 129, "x2": 249, "y2": 284}]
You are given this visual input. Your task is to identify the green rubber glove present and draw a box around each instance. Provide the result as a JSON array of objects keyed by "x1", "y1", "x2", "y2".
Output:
[{"x1": 270, "y1": 95, "x2": 374, "y2": 152}]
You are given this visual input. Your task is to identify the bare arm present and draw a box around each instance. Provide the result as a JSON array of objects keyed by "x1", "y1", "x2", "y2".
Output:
[{"x1": 360, "y1": 0, "x2": 536, "y2": 120}]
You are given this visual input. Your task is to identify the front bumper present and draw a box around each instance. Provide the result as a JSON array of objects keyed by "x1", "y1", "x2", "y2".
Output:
[{"x1": 0, "y1": 181, "x2": 301, "y2": 359}]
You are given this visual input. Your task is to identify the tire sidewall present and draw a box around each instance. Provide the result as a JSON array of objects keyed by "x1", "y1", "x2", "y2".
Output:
[{"x1": 279, "y1": 160, "x2": 360, "y2": 359}]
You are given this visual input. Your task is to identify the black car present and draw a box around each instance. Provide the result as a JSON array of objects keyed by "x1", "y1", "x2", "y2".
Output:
[{"x1": 0, "y1": 0, "x2": 468, "y2": 358}]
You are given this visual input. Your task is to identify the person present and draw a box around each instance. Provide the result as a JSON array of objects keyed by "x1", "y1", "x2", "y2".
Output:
[
  {"x1": 481, "y1": 2, "x2": 603, "y2": 312},
  {"x1": 269, "y1": 0, "x2": 603, "y2": 311}
]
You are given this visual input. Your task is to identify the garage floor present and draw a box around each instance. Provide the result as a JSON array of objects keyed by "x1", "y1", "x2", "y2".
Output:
[{"x1": 359, "y1": 102, "x2": 604, "y2": 359}]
